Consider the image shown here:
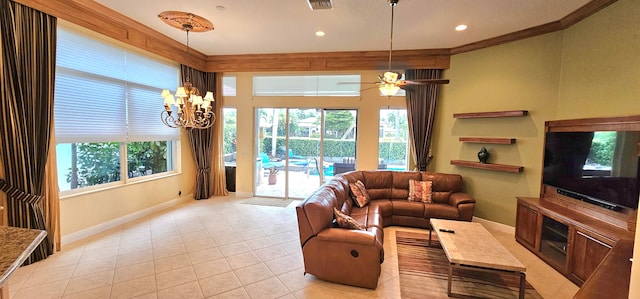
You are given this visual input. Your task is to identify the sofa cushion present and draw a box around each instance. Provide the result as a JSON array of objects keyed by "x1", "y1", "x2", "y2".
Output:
[
  {"x1": 424, "y1": 203, "x2": 460, "y2": 219},
  {"x1": 408, "y1": 179, "x2": 433, "y2": 203},
  {"x1": 325, "y1": 179, "x2": 349, "y2": 209},
  {"x1": 432, "y1": 191, "x2": 452, "y2": 204},
  {"x1": 349, "y1": 180, "x2": 370, "y2": 208},
  {"x1": 362, "y1": 171, "x2": 393, "y2": 199},
  {"x1": 333, "y1": 207, "x2": 364, "y2": 230},
  {"x1": 300, "y1": 187, "x2": 337, "y2": 235},
  {"x1": 391, "y1": 200, "x2": 425, "y2": 217},
  {"x1": 390, "y1": 172, "x2": 422, "y2": 200}
]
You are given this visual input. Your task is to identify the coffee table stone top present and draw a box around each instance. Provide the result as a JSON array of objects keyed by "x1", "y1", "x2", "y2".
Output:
[
  {"x1": 0, "y1": 226, "x2": 47, "y2": 287},
  {"x1": 431, "y1": 219, "x2": 526, "y2": 273}
]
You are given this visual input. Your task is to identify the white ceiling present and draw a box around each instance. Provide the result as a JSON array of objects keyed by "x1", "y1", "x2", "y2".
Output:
[{"x1": 95, "y1": 0, "x2": 591, "y2": 56}]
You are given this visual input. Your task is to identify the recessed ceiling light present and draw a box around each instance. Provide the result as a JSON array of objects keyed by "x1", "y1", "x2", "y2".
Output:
[
  {"x1": 455, "y1": 24, "x2": 468, "y2": 31},
  {"x1": 315, "y1": 31, "x2": 326, "y2": 37}
]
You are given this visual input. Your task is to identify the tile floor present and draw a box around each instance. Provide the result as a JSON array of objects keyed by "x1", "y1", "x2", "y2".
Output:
[{"x1": 7, "y1": 195, "x2": 579, "y2": 298}]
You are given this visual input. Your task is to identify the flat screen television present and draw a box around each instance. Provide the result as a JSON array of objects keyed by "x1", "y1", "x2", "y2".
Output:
[{"x1": 543, "y1": 131, "x2": 640, "y2": 210}]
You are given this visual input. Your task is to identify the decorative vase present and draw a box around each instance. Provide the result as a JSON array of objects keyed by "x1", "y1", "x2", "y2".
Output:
[
  {"x1": 477, "y1": 147, "x2": 490, "y2": 164},
  {"x1": 268, "y1": 173, "x2": 277, "y2": 185}
]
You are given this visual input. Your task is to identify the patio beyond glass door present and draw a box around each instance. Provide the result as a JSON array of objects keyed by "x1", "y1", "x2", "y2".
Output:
[
  {"x1": 255, "y1": 108, "x2": 321, "y2": 199},
  {"x1": 323, "y1": 110, "x2": 357, "y2": 180},
  {"x1": 254, "y1": 108, "x2": 357, "y2": 199}
]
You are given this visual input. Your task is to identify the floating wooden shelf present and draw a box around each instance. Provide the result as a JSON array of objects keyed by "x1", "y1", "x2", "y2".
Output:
[
  {"x1": 453, "y1": 110, "x2": 528, "y2": 119},
  {"x1": 450, "y1": 160, "x2": 524, "y2": 173},
  {"x1": 459, "y1": 137, "x2": 516, "y2": 144}
]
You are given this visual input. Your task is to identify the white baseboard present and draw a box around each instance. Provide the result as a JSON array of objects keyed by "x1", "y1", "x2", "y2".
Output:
[
  {"x1": 472, "y1": 216, "x2": 515, "y2": 234},
  {"x1": 61, "y1": 194, "x2": 192, "y2": 245}
]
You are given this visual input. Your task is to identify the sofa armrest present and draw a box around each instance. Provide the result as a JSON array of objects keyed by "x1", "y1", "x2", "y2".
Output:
[
  {"x1": 316, "y1": 228, "x2": 377, "y2": 246},
  {"x1": 448, "y1": 192, "x2": 475, "y2": 207}
]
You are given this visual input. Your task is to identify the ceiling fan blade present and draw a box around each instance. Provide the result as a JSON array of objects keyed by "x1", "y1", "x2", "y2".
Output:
[
  {"x1": 360, "y1": 85, "x2": 380, "y2": 92},
  {"x1": 337, "y1": 82, "x2": 383, "y2": 85},
  {"x1": 404, "y1": 79, "x2": 451, "y2": 85}
]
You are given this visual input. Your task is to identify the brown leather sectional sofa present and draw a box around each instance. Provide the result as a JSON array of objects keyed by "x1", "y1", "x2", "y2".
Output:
[{"x1": 295, "y1": 170, "x2": 476, "y2": 289}]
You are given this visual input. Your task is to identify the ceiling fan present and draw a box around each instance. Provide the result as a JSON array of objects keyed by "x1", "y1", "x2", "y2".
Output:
[{"x1": 342, "y1": 0, "x2": 450, "y2": 96}]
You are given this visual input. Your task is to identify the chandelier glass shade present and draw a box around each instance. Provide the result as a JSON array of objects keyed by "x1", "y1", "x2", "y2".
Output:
[
  {"x1": 161, "y1": 82, "x2": 215, "y2": 129},
  {"x1": 379, "y1": 71, "x2": 401, "y2": 96},
  {"x1": 159, "y1": 11, "x2": 215, "y2": 129}
]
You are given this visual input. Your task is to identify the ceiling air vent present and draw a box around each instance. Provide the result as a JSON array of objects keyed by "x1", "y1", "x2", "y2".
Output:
[{"x1": 307, "y1": 0, "x2": 334, "y2": 10}]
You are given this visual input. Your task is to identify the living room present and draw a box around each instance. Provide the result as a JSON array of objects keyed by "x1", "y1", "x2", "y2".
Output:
[{"x1": 1, "y1": 0, "x2": 639, "y2": 298}]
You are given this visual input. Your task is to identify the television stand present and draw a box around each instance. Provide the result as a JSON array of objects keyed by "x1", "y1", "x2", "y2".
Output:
[{"x1": 515, "y1": 197, "x2": 634, "y2": 288}]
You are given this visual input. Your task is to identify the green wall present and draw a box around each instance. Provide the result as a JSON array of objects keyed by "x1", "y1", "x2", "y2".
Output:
[
  {"x1": 432, "y1": 32, "x2": 563, "y2": 225},
  {"x1": 557, "y1": 0, "x2": 640, "y2": 119},
  {"x1": 432, "y1": 0, "x2": 639, "y2": 226}
]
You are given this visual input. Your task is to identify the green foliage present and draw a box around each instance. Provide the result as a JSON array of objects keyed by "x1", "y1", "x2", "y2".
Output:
[
  {"x1": 223, "y1": 109, "x2": 237, "y2": 154},
  {"x1": 223, "y1": 124, "x2": 237, "y2": 154},
  {"x1": 260, "y1": 137, "x2": 407, "y2": 161},
  {"x1": 68, "y1": 142, "x2": 121, "y2": 187},
  {"x1": 379, "y1": 141, "x2": 408, "y2": 161},
  {"x1": 324, "y1": 111, "x2": 354, "y2": 138},
  {"x1": 587, "y1": 132, "x2": 616, "y2": 166},
  {"x1": 127, "y1": 141, "x2": 168, "y2": 175},
  {"x1": 67, "y1": 141, "x2": 168, "y2": 188},
  {"x1": 261, "y1": 137, "x2": 355, "y2": 158}
]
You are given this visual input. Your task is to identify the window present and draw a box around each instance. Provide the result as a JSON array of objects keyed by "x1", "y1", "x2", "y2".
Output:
[
  {"x1": 223, "y1": 108, "x2": 237, "y2": 166},
  {"x1": 379, "y1": 109, "x2": 410, "y2": 171},
  {"x1": 223, "y1": 76, "x2": 237, "y2": 96},
  {"x1": 55, "y1": 26, "x2": 180, "y2": 192},
  {"x1": 253, "y1": 75, "x2": 361, "y2": 96}
]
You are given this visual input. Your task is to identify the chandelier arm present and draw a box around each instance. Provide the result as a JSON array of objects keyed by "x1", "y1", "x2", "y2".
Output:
[{"x1": 161, "y1": 110, "x2": 179, "y2": 128}]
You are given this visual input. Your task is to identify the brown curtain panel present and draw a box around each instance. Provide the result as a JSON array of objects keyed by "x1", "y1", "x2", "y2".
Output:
[
  {"x1": 405, "y1": 69, "x2": 443, "y2": 172},
  {"x1": 0, "y1": 0, "x2": 57, "y2": 263},
  {"x1": 211, "y1": 74, "x2": 228, "y2": 196},
  {"x1": 181, "y1": 66, "x2": 227, "y2": 199},
  {"x1": 44, "y1": 122, "x2": 61, "y2": 251}
]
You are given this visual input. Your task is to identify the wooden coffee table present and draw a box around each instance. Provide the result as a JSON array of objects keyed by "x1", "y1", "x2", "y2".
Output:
[{"x1": 429, "y1": 219, "x2": 527, "y2": 299}]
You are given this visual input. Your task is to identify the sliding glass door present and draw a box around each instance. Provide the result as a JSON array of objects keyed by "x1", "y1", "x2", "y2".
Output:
[{"x1": 255, "y1": 108, "x2": 357, "y2": 199}]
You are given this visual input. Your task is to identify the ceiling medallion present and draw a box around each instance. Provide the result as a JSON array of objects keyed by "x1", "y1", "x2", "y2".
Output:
[{"x1": 158, "y1": 11, "x2": 214, "y2": 32}]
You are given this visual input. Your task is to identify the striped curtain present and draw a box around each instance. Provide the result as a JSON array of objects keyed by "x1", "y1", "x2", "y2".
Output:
[
  {"x1": 0, "y1": 0, "x2": 56, "y2": 263},
  {"x1": 405, "y1": 69, "x2": 443, "y2": 171},
  {"x1": 181, "y1": 66, "x2": 227, "y2": 199}
]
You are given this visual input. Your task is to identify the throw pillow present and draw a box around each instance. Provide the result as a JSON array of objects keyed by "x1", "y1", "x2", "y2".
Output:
[
  {"x1": 349, "y1": 180, "x2": 370, "y2": 208},
  {"x1": 333, "y1": 207, "x2": 364, "y2": 230},
  {"x1": 408, "y1": 179, "x2": 433, "y2": 203}
]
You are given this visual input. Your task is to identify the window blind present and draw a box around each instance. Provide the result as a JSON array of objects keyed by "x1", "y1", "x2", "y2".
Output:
[
  {"x1": 55, "y1": 26, "x2": 180, "y2": 143},
  {"x1": 253, "y1": 75, "x2": 361, "y2": 96}
]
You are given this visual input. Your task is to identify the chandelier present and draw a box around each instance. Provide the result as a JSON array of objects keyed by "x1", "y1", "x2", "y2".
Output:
[{"x1": 159, "y1": 11, "x2": 216, "y2": 129}]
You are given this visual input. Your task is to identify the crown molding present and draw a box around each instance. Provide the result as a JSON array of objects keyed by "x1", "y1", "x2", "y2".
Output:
[{"x1": 13, "y1": 0, "x2": 618, "y2": 72}]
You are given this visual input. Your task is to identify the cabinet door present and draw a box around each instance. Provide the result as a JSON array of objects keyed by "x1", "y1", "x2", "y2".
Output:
[
  {"x1": 515, "y1": 202, "x2": 539, "y2": 249},
  {"x1": 570, "y1": 229, "x2": 613, "y2": 285}
]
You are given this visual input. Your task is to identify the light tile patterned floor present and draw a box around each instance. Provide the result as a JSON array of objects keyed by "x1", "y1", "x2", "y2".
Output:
[{"x1": 7, "y1": 195, "x2": 579, "y2": 298}]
